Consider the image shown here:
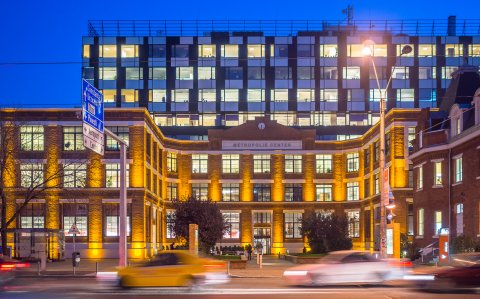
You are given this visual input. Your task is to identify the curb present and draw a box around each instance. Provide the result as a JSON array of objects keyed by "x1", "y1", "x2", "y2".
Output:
[{"x1": 17, "y1": 274, "x2": 96, "y2": 279}]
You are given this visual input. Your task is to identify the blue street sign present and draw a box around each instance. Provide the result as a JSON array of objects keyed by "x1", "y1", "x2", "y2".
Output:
[{"x1": 82, "y1": 79, "x2": 104, "y2": 133}]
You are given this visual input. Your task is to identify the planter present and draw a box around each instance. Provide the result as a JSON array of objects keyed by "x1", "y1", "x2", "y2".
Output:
[
  {"x1": 228, "y1": 260, "x2": 247, "y2": 269},
  {"x1": 285, "y1": 254, "x2": 324, "y2": 264}
]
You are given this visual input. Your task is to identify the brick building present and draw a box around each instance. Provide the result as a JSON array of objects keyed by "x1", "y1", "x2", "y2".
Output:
[{"x1": 0, "y1": 107, "x2": 419, "y2": 259}]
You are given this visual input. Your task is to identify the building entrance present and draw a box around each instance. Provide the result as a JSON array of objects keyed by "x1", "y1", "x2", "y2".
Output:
[{"x1": 253, "y1": 228, "x2": 271, "y2": 254}]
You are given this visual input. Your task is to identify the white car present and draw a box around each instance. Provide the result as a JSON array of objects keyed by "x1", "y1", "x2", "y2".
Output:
[{"x1": 283, "y1": 250, "x2": 411, "y2": 286}]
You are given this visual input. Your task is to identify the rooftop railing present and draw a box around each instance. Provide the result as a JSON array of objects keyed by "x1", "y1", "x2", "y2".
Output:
[{"x1": 87, "y1": 19, "x2": 480, "y2": 37}]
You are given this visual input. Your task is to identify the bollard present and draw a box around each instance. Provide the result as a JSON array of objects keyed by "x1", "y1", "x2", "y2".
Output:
[
  {"x1": 259, "y1": 254, "x2": 263, "y2": 269},
  {"x1": 256, "y1": 253, "x2": 259, "y2": 265},
  {"x1": 37, "y1": 261, "x2": 41, "y2": 276}
]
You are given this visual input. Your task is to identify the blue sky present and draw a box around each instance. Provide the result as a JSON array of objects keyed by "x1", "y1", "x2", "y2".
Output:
[{"x1": 0, "y1": 0, "x2": 477, "y2": 107}]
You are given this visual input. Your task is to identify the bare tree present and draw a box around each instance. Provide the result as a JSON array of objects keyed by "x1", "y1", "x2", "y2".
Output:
[{"x1": 0, "y1": 110, "x2": 88, "y2": 256}]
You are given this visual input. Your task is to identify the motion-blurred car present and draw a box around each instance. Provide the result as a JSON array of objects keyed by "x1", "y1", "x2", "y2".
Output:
[
  {"x1": 283, "y1": 250, "x2": 411, "y2": 286},
  {"x1": 117, "y1": 251, "x2": 229, "y2": 288},
  {"x1": 417, "y1": 253, "x2": 480, "y2": 291},
  {"x1": 0, "y1": 257, "x2": 30, "y2": 285}
]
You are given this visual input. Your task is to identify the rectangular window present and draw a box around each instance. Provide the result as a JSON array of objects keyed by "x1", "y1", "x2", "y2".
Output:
[
  {"x1": 104, "y1": 203, "x2": 131, "y2": 237},
  {"x1": 198, "y1": 44, "x2": 216, "y2": 58},
  {"x1": 199, "y1": 89, "x2": 216, "y2": 102},
  {"x1": 469, "y1": 44, "x2": 480, "y2": 57},
  {"x1": 347, "y1": 210, "x2": 360, "y2": 238},
  {"x1": 320, "y1": 67, "x2": 338, "y2": 80},
  {"x1": 456, "y1": 203, "x2": 464, "y2": 235},
  {"x1": 20, "y1": 163, "x2": 43, "y2": 188},
  {"x1": 149, "y1": 44, "x2": 166, "y2": 58},
  {"x1": 221, "y1": 89, "x2": 239, "y2": 102},
  {"x1": 274, "y1": 67, "x2": 292, "y2": 80},
  {"x1": 82, "y1": 45, "x2": 90, "y2": 58},
  {"x1": 285, "y1": 212, "x2": 302, "y2": 238},
  {"x1": 192, "y1": 154, "x2": 208, "y2": 173},
  {"x1": 316, "y1": 154, "x2": 332, "y2": 173},
  {"x1": 347, "y1": 182, "x2": 359, "y2": 201},
  {"x1": 434, "y1": 211, "x2": 442, "y2": 235},
  {"x1": 62, "y1": 203, "x2": 88, "y2": 237},
  {"x1": 167, "y1": 152, "x2": 177, "y2": 172},
  {"x1": 319, "y1": 44, "x2": 338, "y2": 57},
  {"x1": 442, "y1": 66, "x2": 458, "y2": 79},
  {"x1": 316, "y1": 184, "x2": 332, "y2": 202},
  {"x1": 408, "y1": 127, "x2": 416, "y2": 152},
  {"x1": 247, "y1": 67, "x2": 265, "y2": 80},
  {"x1": 125, "y1": 67, "x2": 143, "y2": 80},
  {"x1": 419, "y1": 67, "x2": 436, "y2": 79},
  {"x1": 285, "y1": 184, "x2": 302, "y2": 202},
  {"x1": 319, "y1": 89, "x2": 338, "y2": 102},
  {"x1": 253, "y1": 155, "x2": 270, "y2": 173},
  {"x1": 418, "y1": 208, "x2": 425, "y2": 236},
  {"x1": 222, "y1": 184, "x2": 240, "y2": 202},
  {"x1": 297, "y1": 44, "x2": 314, "y2": 57},
  {"x1": 149, "y1": 67, "x2": 167, "y2": 80},
  {"x1": 120, "y1": 89, "x2": 139, "y2": 103},
  {"x1": 445, "y1": 44, "x2": 463, "y2": 57},
  {"x1": 149, "y1": 89, "x2": 166, "y2": 102},
  {"x1": 101, "y1": 89, "x2": 116, "y2": 102},
  {"x1": 392, "y1": 67, "x2": 409, "y2": 79},
  {"x1": 20, "y1": 126, "x2": 44, "y2": 151},
  {"x1": 343, "y1": 66, "x2": 361, "y2": 79},
  {"x1": 105, "y1": 163, "x2": 129, "y2": 188},
  {"x1": 247, "y1": 89, "x2": 265, "y2": 102},
  {"x1": 173, "y1": 89, "x2": 189, "y2": 102},
  {"x1": 223, "y1": 212, "x2": 240, "y2": 238},
  {"x1": 271, "y1": 89, "x2": 289, "y2": 102},
  {"x1": 271, "y1": 44, "x2": 288, "y2": 57},
  {"x1": 121, "y1": 45, "x2": 138, "y2": 58},
  {"x1": 198, "y1": 67, "x2": 216, "y2": 80},
  {"x1": 253, "y1": 212, "x2": 271, "y2": 224},
  {"x1": 418, "y1": 44, "x2": 436, "y2": 57},
  {"x1": 222, "y1": 154, "x2": 240, "y2": 174},
  {"x1": 63, "y1": 127, "x2": 84, "y2": 151},
  {"x1": 225, "y1": 67, "x2": 243, "y2": 80},
  {"x1": 192, "y1": 183, "x2": 208, "y2": 201},
  {"x1": 346, "y1": 153, "x2": 359, "y2": 172},
  {"x1": 417, "y1": 165, "x2": 424, "y2": 189},
  {"x1": 176, "y1": 67, "x2": 194, "y2": 80},
  {"x1": 297, "y1": 67, "x2": 315, "y2": 80},
  {"x1": 285, "y1": 155, "x2": 302, "y2": 173},
  {"x1": 99, "y1": 67, "x2": 117, "y2": 80},
  {"x1": 364, "y1": 149, "x2": 370, "y2": 168},
  {"x1": 247, "y1": 45, "x2": 265, "y2": 58},
  {"x1": 20, "y1": 203, "x2": 45, "y2": 228},
  {"x1": 364, "y1": 179, "x2": 370, "y2": 197},
  {"x1": 64, "y1": 164, "x2": 86, "y2": 188},
  {"x1": 434, "y1": 161, "x2": 442, "y2": 186},
  {"x1": 454, "y1": 157, "x2": 463, "y2": 183},
  {"x1": 374, "y1": 173, "x2": 380, "y2": 195},
  {"x1": 172, "y1": 45, "x2": 189, "y2": 58},
  {"x1": 99, "y1": 45, "x2": 116, "y2": 58},
  {"x1": 253, "y1": 184, "x2": 271, "y2": 202},
  {"x1": 105, "y1": 127, "x2": 129, "y2": 151},
  {"x1": 373, "y1": 141, "x2": 380, "y2": 162},
  {"x1": 167, "y1": 182, "x2": 177, "y2": 200},
  {"x1": 397, "y1": 89, "x2": 415, "y2": 103},
  {"x1": 166, "y1": 210, "x2": 176, "y2": 238},
  {"x1": 396, "y1": 44, "x2": 414, "y2": 57},
  {"x1": 407, "y1": 203, "x2": 414, "y2": 236},
  {"x1": 297, "y1": 89, "x2": 314, "y2": 102},
  {"x1": 221, "y1": 45, "x2": 238, "y2": 58}
]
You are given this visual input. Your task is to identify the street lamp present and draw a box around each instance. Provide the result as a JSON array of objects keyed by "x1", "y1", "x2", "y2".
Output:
[{"x1": 363, "y1": 40, "x2": 412, "y2": 258}]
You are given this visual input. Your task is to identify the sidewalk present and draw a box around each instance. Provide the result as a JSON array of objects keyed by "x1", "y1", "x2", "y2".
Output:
[{"x1": 228, "y1": 255, "x2": 294, "y2": 278}]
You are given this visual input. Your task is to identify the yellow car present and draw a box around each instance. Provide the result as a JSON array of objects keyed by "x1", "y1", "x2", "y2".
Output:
[{"x1": 117, "y1": 251, "x2": 229, "y2": 288}]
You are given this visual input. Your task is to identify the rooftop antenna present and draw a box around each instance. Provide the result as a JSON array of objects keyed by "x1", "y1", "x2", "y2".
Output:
[{"x1": 342, "y1": 5, "x2": 354, "y2": 25}]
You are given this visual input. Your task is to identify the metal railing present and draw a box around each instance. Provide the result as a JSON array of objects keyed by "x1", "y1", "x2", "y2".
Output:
[{"x1": 87, "y1": 19, "x2": 480, "y2": 37}]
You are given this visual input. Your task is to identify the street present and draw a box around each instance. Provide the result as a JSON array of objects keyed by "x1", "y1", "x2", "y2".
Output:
[{"x1": 1, "y1": 277, "x2": 479, "y2": 299}]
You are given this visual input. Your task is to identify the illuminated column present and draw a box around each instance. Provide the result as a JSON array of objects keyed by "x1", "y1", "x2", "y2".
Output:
[
  {"x1": 240, "y1": 154, "x2": 252, "y2": 202},
  {"x1": 178, "y1": 154, "x2": 192, "y2": 199},
  {"x1": 208, "y1": 155, "x2": 221, "y2": 201},
  {"x1": 240, "y1": 208, "x2": 252, "y2": 246},
  {"x1": 129, "y1": 126, "x2": 145, "y2": 188},
  {"x1": 272, "y1": 208, "x2": 284, "y2": 254},
  {"x1": 333, "y1": 154, "x2": 345, "y2": 201},
  {"x1": 272, "y1": 154, "x2": 284, "y2": 202},
  {"x1": 45, "y1": 126, "x2": 60, "y2": 259},
  {"x1": 303, "y1": 154, "x2": 315, "y2": 202},
  {"x1": 130, "y1": 197, "x2": 145, "y2": 259},
  {"x1": 391, "y1": 126, "x2": 406, "y2": 188},
  {"x1": 88, "y1": 196, "x2": 103, "y2": 257}
]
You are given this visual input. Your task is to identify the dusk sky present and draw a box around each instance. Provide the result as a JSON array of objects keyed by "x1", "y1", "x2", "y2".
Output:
[{"x1": 0, "y1": 0, "x2": 477, "y2": 107}]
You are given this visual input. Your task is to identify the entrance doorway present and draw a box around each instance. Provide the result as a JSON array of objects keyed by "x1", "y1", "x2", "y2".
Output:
[{"x1": 253, "y1": 228, "x2": 271, "y2": 254}]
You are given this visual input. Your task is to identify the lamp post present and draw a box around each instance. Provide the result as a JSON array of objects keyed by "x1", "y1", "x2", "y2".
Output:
[{"x1": 363, "y1": 41, "x2": 412, "y2": 258}]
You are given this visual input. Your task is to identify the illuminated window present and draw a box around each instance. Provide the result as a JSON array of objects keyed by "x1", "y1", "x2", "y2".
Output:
[
  {"x1": 149, "y1": 89, "x2": 166, "y2": 102},
  {"x1": 456, "y1": 203, "x2": 464, "y2": 235},
  {"x1": 199, "y1": 89, "x2": 216, "y2": 102},
  {"x1": 284, "y1": 212, "x2": 302, "y2": 238},
  {"x1": 99, "y1": 45, "x2": 116, "y2": 58},
  {"x1": 198, "y1": 67, "x2": 216, "y2": 80},
  {"x1": 319, "y1": 89, "x2": 338, "y2": 102},
  {"x1": 397, "y1": 89, "x2": 415, "y2": 102},
  {"x1": 346, "y1": 153, "x2": 359, "y2": 172},
  {"x1": 149, "y1": 68, "x2": 167, "y2": 80},
  {"x1": 374, "y1": 173, "x2": 380, "y2": 195},
  {"x1": 20, "y1": 163, "x2": 43, "y2": 188},
  {"x1": 285, "y1": 184, "x2": 302, "y2": 202},
  {"x1": 20, "y1": 204, "x2": 45, "y2": 229},
  {"x1": 192, "y1": 183, "x2": 208, "y2": 201},
  {"x1": 253, "y1": 184, "x2": 271, "y2": 202},
  {"x1": 347, "y1": 182, "x2": 359, "y2": 201},
  {"x1": 418, "y1": 208, "x2": 424, "y2": 236},
  {"x1": 416, "y1": 165, "x2": 424, "y2": 190},
  {"x1": 271, "y1": 89, "x2": 288, "y2": 102},
  {"x1": 221, "y1": 89, "x2": 239, "y2": 102},
  {"x1": 105, "y1": 163, "x2": 130, "y2": 188},
  {"x1": 198, "y1": 44, "x2": 216, "y2": 57},
  {"x1": 254, "y1": 155, "x2": 270, "y2": 173},
  {"x1": 192, "y1": 154, "x2": 208, "y2": 173},
  {"x1": 392, "y1": 67, "x2": 409, "y2": 79},
  {"x1": 64, "y1": 164, "x2": 86, "y2": 188},
  {"x1": 104, "y1": 203, "x2": 131, "y2": 237},
  {"x1": 223, "y1": 212, "x2": 240, "y2": 238},
  {"x1": 320, "y1": 67, "x2": 338, "y2": 80},
  {"x1": 120, "y1": 89, "x2": 139, "y2": 102},
  {"x1": 172, "y1": 89, "x2": 189, "y2": 102},
  {"x1": 247, "y1": 45, "x2": 265, "y2": 58},
  {"x1": 167, "y1": 182, "x2": 177, "y2": 200},
  {"x1": 319, "y1": 44, "x2": 338, "y2": 57},
  {"x1": 271, "y1": 44, "x2": 288, "y2": 57},
  {"x1": 408, "y1": 203, "x2": 414, "y2": 236},
  {"x1": 125, "y1": 67, "x2": 143, "y2": 80},
  {"x1": 21, "y1": 126, "x2": 44, "y2": 151},
  {"x1": 101, "y1": 90, "x2": 116, "y2": 103},
  {"x1": 419, "y1": 67, "x2": 436, "y2": 79},
  {"x1": 176, "y1": 67, "x2": 194, "y2": 80},
  {"x1": 99, "y1": 67, "x2": 117, "y2": 80},
  {"x1": 222, "y1": 184, "x2": 240, "y2": 202},
  {"x1": 343, "y1": 67, "x2": 360, "y2": 79},
  {"x1": 347, "y1": 210, "x2": 360, "y2": 237},
  {"x1": 63, "y1": 127, "x2": 84, "y2": 151},
  {"x1": 433, "y1": 161, "x2": 442, "y2": 186},
  {"x1": 316, "y1": 154, "x2": 332, "y2": 174},
  {"x1": 396, "y1": 44, "x2": 414, "y2": 57},
  {"x1": 418, "y1": 44, "x2": 436, "y2": 57},
  {"x1": 445, "y1": 44, "x2": 463, "y2": 57},
  {"x1": 247, "y1": 89, "x2": 265, "y2": 102},
  {"x1": 434, "y1": 211, "x2": 442, "y2": 235},
  {"x1": 285, "y1": 155, "x2": 302, "y2": 173},
  {"x1": 253, "y1": 212, "x2": 271, "y2": 224},
  {"x1": 297, "y1": 89, "x2": 314, "y2": 102},
  {"x1": 454, "y1": 157, "x2": 463, "y2": 183},
  {"x1": 222, "y1": 154, "x2": 239, "y2": 174},
  {"x1": 221, "y1": 45, "x2": 238, "y2": 57},
  {"x1": 167, "y1": 152, "x2": 177, "y2": 173},
  {"x1": 121, "y1": 45, "x2": 138, "y2": 58},
  {"x1": 469, "y1": 44, "x2": 480, "y2": 57},
  {"x1": 442, "y1": 66, "x2": 458, "y2": 79},
  {"x1": 83, "y1": 45, "x2": 90, "y2": 58},
  {"x1": 62, "y1": 203, "x2": 88, "y2": 237},
  {"x1": 166, "y1": 210, "x2": 176, "y2": 238},
  {"x1": 316, "y1": 184, "x2": 332, "y2": 201},
  {"x1": 105, "y1": 126, "x2": 128, "y2": 151}
]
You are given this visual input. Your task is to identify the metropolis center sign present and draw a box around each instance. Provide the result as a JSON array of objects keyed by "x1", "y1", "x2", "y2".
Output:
[
  {"x1": 82, "y1": 79, "x2": 105, "y2": 156},
  {"x1": 222, "y1": 140, "x2": 302, "y2": 150}
]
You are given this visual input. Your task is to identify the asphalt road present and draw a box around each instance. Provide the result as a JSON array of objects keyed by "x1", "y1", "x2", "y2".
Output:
[{"x1": 1, "y1": 277, "x2": 479, "y2": 299}]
